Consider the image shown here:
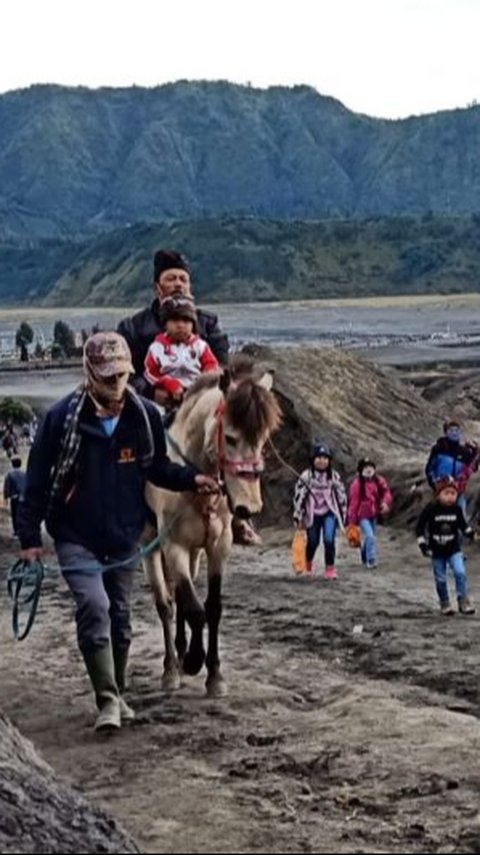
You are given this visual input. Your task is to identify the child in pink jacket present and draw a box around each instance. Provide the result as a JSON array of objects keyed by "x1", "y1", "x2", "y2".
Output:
[{"x1": 347, "y1": 458, "x2": 392, "y2": 568}]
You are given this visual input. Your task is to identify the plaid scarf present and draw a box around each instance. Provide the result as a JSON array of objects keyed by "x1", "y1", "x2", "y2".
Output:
[{"x1": 47, "y1": 384, "x2": 155, "y2": 520}]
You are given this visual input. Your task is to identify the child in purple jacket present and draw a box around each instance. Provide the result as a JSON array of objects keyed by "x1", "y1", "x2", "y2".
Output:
[{"x1": 293, "y1": 443, "x2": 346, "y2": 579}]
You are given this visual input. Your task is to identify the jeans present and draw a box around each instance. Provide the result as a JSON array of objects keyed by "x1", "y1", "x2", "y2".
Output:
[
  {"x1": 359, "y1": 518, "x2": 377, "y2": 566},
  {"x1": 306, "y1": 513, "x2": 337, "y2": 566},
  {"x1": 432, "y1": 552, "x2": 468, "y2": 604},
  {"x1": 56, "y1": 541, "x2": 135, "y2": 653}
]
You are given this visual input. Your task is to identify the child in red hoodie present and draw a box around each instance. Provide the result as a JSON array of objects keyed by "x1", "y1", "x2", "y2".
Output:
[
  {"x1": 144, "y1": 295, "x2": 219, "y2": 411},
  {"x1": 347, "y1": 458, "x2": 392, "y2": 569}
]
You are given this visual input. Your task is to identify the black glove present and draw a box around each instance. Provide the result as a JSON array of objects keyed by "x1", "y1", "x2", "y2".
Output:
[{"x1": 418, "y1": 541, "x2": 431, "y2": 557}]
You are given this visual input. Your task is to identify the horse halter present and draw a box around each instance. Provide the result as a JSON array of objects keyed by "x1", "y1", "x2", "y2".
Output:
[{"x1": 214, "y1": 401, "x2": 265, "y2": 481}]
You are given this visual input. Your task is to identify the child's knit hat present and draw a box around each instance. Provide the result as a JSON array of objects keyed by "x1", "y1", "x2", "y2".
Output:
[
  {"x1": 358, "y1": 457, "x2": 376, "y2": 474},
  {"x1": 434, "y1": 475, "x2": 458, "y2": 495},
  {"x1": 161, "y1": 295, "x2": 197, "y2": 329},
  {"x1": 312, "y1": 442, "x2": 332, "y2": 459}
]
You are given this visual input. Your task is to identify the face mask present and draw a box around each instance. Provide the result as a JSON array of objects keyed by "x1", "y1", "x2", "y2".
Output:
[
  {"x1": 93, "y1": 374, "x2": 129, "y2": 404},
  {"x1": 85, "y1": 359, "x2": 129, "y2": 415},
  {"x1": 446, "y1": 428, "x2": 461, "y2": 443}
]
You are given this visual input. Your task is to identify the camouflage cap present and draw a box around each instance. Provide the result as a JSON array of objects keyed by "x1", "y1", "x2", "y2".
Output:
[{"x1": 84, "y1": 332, "x2": 134, "y2": 377}]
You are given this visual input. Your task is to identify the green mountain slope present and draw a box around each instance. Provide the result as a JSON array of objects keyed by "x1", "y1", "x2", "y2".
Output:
[
  {"x1": 15, "y1": 214, "x2": 479, "y2": 306},
  {"x1": 1, "y1": 82, "x2": 480, "y2": 241}
]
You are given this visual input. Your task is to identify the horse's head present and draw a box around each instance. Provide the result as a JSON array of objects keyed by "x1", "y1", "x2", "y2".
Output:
[{"x1": 209, "y1": 370, "x2": 282, "y2": 517}]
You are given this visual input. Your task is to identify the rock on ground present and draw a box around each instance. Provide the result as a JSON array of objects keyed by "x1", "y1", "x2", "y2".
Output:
[{"x1": 0, "y1": 713, "x2": 139, "y2": 854}]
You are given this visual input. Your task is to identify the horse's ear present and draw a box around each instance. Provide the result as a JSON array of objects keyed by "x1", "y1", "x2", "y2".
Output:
[
  {"x1": 219, "y1": 369, "x2": 231, "y2": 395},
  {"x1": 257, "y1": 370, "x2": 274, "y2": 391}
]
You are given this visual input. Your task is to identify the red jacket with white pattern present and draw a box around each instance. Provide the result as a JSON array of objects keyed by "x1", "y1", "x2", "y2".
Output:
[{"x1": 144, "y1": 333, "x2": 219, "y2": 395}]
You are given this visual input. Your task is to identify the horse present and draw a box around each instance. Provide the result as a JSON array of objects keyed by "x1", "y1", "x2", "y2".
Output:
[{"x1": 143, "y1": 364, "x2": 282, "y2": 698}]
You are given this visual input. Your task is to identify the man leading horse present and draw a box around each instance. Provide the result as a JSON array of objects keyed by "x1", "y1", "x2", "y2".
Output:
[{"x1": 17, "y1": 332, "x2": 218, "y2": 732}]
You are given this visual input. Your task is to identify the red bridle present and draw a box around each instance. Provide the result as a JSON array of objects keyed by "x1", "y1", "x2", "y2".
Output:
[{"x1": 214, "y1": 401, "x2": 265, "y2": 480}]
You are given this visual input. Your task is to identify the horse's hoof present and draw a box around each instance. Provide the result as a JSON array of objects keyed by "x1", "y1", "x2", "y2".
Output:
[
  {"x1": 182, "y1": 648, "x2": 206, "y2": 676},
  {"x1": 206, "y1": 676, "x2": 228, "y2": 698},
  {"x1": 161, "y1": 671, "x2": 181, "y2": 692}
]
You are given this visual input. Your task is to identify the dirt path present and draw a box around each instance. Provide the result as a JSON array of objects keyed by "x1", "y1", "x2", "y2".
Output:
[{"x1": 2, "y1": 523, "x2": 480, "y2": 854}]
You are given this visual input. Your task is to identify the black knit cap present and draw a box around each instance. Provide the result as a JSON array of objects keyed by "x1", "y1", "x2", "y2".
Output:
[
  {"x1": 357, "y1": 457, "x2": 376, "y2": 474},
  {"x1": 313, "y1": 442, "x2": 332, "y2": 459},
  {"x1": 153, "y1": 249, "x2": 191, "y2": 283}
]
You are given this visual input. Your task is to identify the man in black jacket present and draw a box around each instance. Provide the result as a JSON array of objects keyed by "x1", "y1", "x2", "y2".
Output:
[
  {"x1": 118, "y1": 249, "x2": 229, "y2": 400},
  {"x1": 18, "y1": 332, "x2": 218, "y2": 732}
]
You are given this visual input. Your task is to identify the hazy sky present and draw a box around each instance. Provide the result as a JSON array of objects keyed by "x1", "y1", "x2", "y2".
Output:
[{"x1": 1, "y1": 0, "x2": 479, "y2": 119}]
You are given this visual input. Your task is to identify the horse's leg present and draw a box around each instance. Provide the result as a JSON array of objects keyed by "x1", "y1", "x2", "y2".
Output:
[
  {"x1": 175, "y1": 548, "x2": 200, "y2": 661},
  {"x1": 175, "y1": 586, "x2": 187, "y2": 664},
  {"x1": 166, "y1": 546, "x2": 206, "y2": 677},
  {"x1": 205, "y1": 571, "x2": 227, "y2": 697},
  {"x1": 205, "y1": 537, "x2": 230, "y2": 697},
  {"x1": 143, "y1": 548, "x2": 181, "y2": 691}
]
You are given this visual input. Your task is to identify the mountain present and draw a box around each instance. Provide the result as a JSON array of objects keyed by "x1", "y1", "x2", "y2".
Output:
[
  {"x1": 1, "y1": 81, "x2": 480, "y2": 241},
  {"x1": 1, "y1": 214, "x2": 479, "y2": 306}
]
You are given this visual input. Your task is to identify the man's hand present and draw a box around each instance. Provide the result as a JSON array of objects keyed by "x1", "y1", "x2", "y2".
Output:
[
  {"x1": 194, "y1": 474, "x2": 220, "y2": 494},
  {"x1": 20, "y1": 547, "x2": 43, "y2": 563},
  {"x1": 465, "y1": 527, "x2": 476, "y2": 541},
  {"x1": 154, "y1": 388, "x2": 170, "y2": 407}
]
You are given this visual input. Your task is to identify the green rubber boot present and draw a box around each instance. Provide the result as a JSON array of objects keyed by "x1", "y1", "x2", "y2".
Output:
[
  {"x1": 82, "y1": 645, "x2": 121, "y2": 731},
  {"x1": 112, "y1": 645, "x2": 135, "y2": 722}
]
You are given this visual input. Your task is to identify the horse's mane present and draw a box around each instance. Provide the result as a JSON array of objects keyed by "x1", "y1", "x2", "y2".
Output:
[{"x1": 226, "y1": 379, "x2": 282, "y2": 446}]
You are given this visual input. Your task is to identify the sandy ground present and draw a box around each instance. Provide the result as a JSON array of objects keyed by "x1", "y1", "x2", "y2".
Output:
[{"x1": 2, "y1": 487, "x2": 480, "y2": 854}]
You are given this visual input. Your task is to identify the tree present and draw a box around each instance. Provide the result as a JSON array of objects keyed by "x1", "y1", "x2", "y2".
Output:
[
  {"x1": 53, "y1": 320, "x2": 76, "y2": 357},
  {"x1": 0, "y1": 397, "x2": 34, "y2": 425},
  {"x1": 34, "y1": 340, "x2": 45, "y2": 360},
  {"x1": 15, "y1": 321, "x2": 34, "y2": 362}
]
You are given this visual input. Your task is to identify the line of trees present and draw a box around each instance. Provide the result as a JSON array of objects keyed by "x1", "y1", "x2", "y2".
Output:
[{"x1": 14, "y1": 320, "x2": 102, "y2": 361}]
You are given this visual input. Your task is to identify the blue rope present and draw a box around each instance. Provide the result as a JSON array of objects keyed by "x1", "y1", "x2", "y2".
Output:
[
  {"x1": 5, "y1": 532, "x2": 164, "y2": 642},
  {"x1": 7, "y1": 559, "x2": 45, "y2": 641}
]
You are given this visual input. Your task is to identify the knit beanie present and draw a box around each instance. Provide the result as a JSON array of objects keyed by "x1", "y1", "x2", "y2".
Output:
[
  {"x1": 161, "y1": 296, "x2": 197, "y2": 329},
  {"x1": 357, "y1": 457, "x2": 376, "y2": 474},
  {"x1": 153, "y1": 249, "x2": 190, "y2": 283}
]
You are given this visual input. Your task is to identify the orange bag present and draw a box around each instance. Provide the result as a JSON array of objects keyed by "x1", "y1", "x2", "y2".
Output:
[
  {"x1": 346, "y1": 523, "x2": 362, "y2": 549},
  {"x1": 291, "y1": 529, "x2": 307, "y2": 574}
]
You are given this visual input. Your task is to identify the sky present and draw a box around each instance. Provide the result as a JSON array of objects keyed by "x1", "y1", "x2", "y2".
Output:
[{"x1": 1, "y1": 0, "x2": 479, "y2": 119}]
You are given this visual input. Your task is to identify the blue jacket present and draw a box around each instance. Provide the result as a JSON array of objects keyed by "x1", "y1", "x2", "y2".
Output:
[
  {"x1": 18, "y1": 392, "x2": 197, "y2": 556},
  {"x1": 425, "y1": 436, "x2": 477, "y2": 492}
]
